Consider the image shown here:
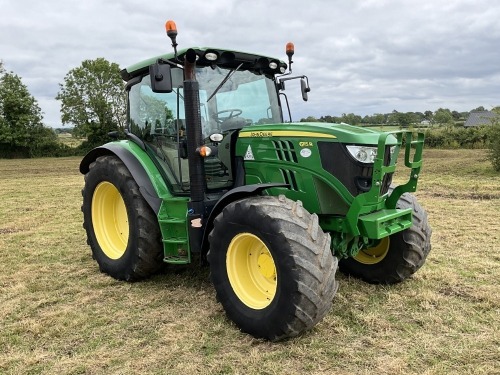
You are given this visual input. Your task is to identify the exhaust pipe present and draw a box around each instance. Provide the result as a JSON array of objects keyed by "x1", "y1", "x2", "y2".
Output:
[{"x1": 183, "y1": 48, "x2": 205, "y2": 252}]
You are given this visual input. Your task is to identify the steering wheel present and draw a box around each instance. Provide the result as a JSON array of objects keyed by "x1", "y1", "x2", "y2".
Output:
[{"x1": 214, "y1": 109, "x2": 243, "y2": 124}]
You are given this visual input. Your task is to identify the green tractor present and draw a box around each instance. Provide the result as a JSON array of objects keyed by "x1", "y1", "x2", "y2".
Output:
[{"x1": 80, "y1": 21, "x2": 431, "y2": 341}]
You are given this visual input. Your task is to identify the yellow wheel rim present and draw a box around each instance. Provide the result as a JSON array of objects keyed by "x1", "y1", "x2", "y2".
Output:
[
  {"x1": 354, "y1": 237, "x2": 390, "y2": 265},
  {"x1": 91, "y1": 182, "x2": 129, "y2": 259},
  {"x1": 226, "y1": 233, "x2": 277, "y2": 309}
]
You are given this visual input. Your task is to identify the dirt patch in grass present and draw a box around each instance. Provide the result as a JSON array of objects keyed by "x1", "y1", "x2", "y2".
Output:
[{"x1": 0, "y1": 151, "x2": 498, "y2": 375}]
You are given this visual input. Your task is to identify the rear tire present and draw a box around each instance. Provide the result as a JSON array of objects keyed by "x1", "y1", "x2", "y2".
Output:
[
  {"x1": 82, "y1": 155, "x2": 163, "y2": 281},
  {"x1": 208, "y1": 195, "x2": 338, "y2": 341},
  {"x1": 339, "y1": 192, "x2": 432, "y2": 284}
]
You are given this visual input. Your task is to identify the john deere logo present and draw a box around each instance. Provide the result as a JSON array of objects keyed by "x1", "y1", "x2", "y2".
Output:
[
  {"x1": 250, "y1": 131, "x2": 273, "y2": 137},
  {"x1": 239, "y1": 131, "x2": 336, "y2": 139}
]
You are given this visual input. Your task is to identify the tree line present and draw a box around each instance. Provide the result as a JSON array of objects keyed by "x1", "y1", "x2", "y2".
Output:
[
  {"x1": 0, "y1": 57, "x2": 499, "y2": 170},
  {"x1": 0, "y1": 58, "x2": 125, "y2": 158},
  {"x1": 0, "y1": 61, "x2": 61, "y2": 157},
  {"x1": 300, "y1": 107, "x2": 491, "y2": 127}
]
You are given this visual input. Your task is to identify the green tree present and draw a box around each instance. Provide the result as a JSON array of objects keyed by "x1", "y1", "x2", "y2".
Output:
[
  {"x1": 393, "y1": 112, "x2": 417, "y2": 127},
  {"x1": 319, "y1": 115, "x2": 336, "y2": 123},
  {"x1": 414, "y1": 112, "x2": 425, "y2": 123},
  {"x1": 56, "y1": 58, "x2": 126, "y2": 149},
  {"x1": 0, "y1": 71, "x2": 59, "y2": 157},
  {"x1": 340, "y1": 113, "x2": 362, "y2": 125},
  {"x1": 387, "y1": 110, "x2": 399, "y2": 125},
  {"x1": 433, "y1": 108, "x2": 454, "y2": 125},
  {"x1": 424, "y1": 110, "x2": 433, "y2": 123},
  {"x1": 487, "y1": 108, "x2": 500, "y2": 171},
  {"x1": 373, "y1": 113, "x2": 386, "y2": 124},
  {"x1": 300, "y1": 116, "x2": 319, "y2": 122}
]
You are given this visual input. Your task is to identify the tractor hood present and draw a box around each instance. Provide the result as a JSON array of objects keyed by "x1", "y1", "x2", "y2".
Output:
[{"x1": 238, "y1": 122, "x2": 399, "y2": 145}]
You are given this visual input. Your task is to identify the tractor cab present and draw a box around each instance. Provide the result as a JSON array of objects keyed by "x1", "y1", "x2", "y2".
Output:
[{"x1": 122, "y1": 46, "x2": 305, "y2": 195}]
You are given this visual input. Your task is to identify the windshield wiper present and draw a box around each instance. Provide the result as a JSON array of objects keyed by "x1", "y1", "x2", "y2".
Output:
[{"x1": 207, "y1": 63, "x2": 243, "y2": 102}]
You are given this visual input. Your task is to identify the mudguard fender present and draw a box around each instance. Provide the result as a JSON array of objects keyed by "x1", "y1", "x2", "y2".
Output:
[
  {"x1": 201, "y1": 183, "x2": 289, "y2": 258},
  {"x1": 80, "y1": 143, "x2": 162, "y2": 214}
]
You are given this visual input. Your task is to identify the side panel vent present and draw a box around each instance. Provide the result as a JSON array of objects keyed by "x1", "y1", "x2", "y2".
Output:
[
  {"x1": 280, "y1": 169, "x2": 299, "y2": 191},
  {"x1": 273, "y1": 140, "x2": 298, "y2": 163}
]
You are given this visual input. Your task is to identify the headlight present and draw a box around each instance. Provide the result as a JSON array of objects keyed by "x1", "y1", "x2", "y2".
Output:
[
  {"x1": 205, "y1": 52, "x2": 218, "y2": 61},
  {"x1": 346, "y1": 145, "x2": 378, "y2": 164}
]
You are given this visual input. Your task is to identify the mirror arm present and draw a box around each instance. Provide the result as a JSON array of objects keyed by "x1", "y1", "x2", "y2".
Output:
[
  {"x1": 158, "y1": 58, "x2": 184, "y2": 70},
  {"x1": 277, "y1": 74, "x2": 307, "y2": 83}
]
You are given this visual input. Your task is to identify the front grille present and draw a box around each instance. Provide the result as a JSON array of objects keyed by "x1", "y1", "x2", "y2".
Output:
[{"x1": 318, "y1": 142, "x2": 393, "y2": 196}]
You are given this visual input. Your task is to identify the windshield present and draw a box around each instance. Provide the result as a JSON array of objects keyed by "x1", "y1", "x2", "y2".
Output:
[
  {"x1": 201, "y1": 67, "x2": 282, "y2": 132},
  {"x1": 127, "y1": 66, "x2": 281, "y2": 193},
  {"x1": 129, "y1": 67, "x2": 281, "y2": 139}
]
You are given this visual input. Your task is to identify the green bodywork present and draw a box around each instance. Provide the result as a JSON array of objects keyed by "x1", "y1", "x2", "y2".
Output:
[
  {"x1": 95, "y1": 46, "x2": 425, "y2": 263},
  {"x1": 106, "y1": 140, "x2": 191, "y2": 264},
  {"x1": 103, "y1": 123, "x2": 423, "y2": 262},
  {"x1": 235, "y1": 123, "x2": 423, "y2": 257}
]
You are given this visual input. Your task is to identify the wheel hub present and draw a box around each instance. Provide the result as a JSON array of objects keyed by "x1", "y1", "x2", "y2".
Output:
[
  {"x1": 226, "y1": 232, "x2": 277, "y2": 309},
  {"x1": 257, "y1": 252, "x2": 276, "y2": 279},
  {"x1": 354, "y1": 237, "x2": 390, "y2": 265}
]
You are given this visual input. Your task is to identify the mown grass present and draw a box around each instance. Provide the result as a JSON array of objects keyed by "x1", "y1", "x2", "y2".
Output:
[
  {"x1": 0, "y1": 150, "x2": 499, "y2": 375},
  {"x1": 57, "y1": 134, "x2": 85, "y2": 148}
]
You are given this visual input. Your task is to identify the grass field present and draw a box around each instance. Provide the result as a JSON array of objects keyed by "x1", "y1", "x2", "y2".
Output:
[
  {"x1": 57, "y1": 134, "x2": 85, "y2": 149},
  {"x1": 0, "y1": 150, "x2": 499, "y2": 375}
]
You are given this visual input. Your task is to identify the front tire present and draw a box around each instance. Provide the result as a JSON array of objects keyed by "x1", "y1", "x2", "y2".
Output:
[
  {"x1": 82, "y1": 155, "x2": 163, "y2": 281},
  {"x1": 208, "y1": 195, "x2": 338, "y2": 341},
  {"x1": 339, "y1": 192, "x2": 432, "y2": 284}
]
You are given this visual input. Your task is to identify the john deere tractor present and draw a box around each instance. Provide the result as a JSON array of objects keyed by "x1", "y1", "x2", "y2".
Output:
[{"x1": 80, "y1": 21, "x2": 431, "y2": 341}]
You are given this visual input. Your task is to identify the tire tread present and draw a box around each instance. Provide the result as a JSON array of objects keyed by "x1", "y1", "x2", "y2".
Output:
[
  {"x1": 82, "y1": 155, "x2": 163, "y2": 281},
  {"x1": 208, "y1": 195, "x2": 339, "y2": 341}
]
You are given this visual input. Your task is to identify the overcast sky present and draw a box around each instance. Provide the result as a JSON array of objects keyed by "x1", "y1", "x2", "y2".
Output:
[{"x1": 1, "y1": 0, "x2": 499, "y2": 127}]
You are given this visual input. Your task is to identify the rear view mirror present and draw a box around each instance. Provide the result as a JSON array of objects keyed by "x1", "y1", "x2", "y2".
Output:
[
  {"x1": 301, "y1": 78, "x2": 310, "y2": 101},
  {"x1": 149, "y1": 62, "x2": 173, "y2": 93}
]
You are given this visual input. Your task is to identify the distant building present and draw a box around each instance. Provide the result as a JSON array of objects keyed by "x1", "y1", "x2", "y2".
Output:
[{"x1": 464, "y1": 111, "x2": 498, "y2": 127}]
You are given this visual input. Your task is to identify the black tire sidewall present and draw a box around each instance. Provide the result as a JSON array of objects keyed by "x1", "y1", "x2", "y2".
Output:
[
  {"x1": 339, "y1": 230, "x2": 407, "y2": 282},
  {"x1": 83, "y1": 157, "x2": 143, "y2": 279},
  {"x1": 339, "y1": 192, "x2": 430, "y2": 284}
]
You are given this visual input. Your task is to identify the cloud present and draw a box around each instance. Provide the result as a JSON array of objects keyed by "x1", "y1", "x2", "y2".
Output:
[{"x1": 1, "y1": 0, "x2": 499, "y2": 126}]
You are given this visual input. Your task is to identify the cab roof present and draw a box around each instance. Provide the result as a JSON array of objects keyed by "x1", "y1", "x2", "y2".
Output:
[{"x1": 120, "y1": 47, "x2": 288, "y2": 81}]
